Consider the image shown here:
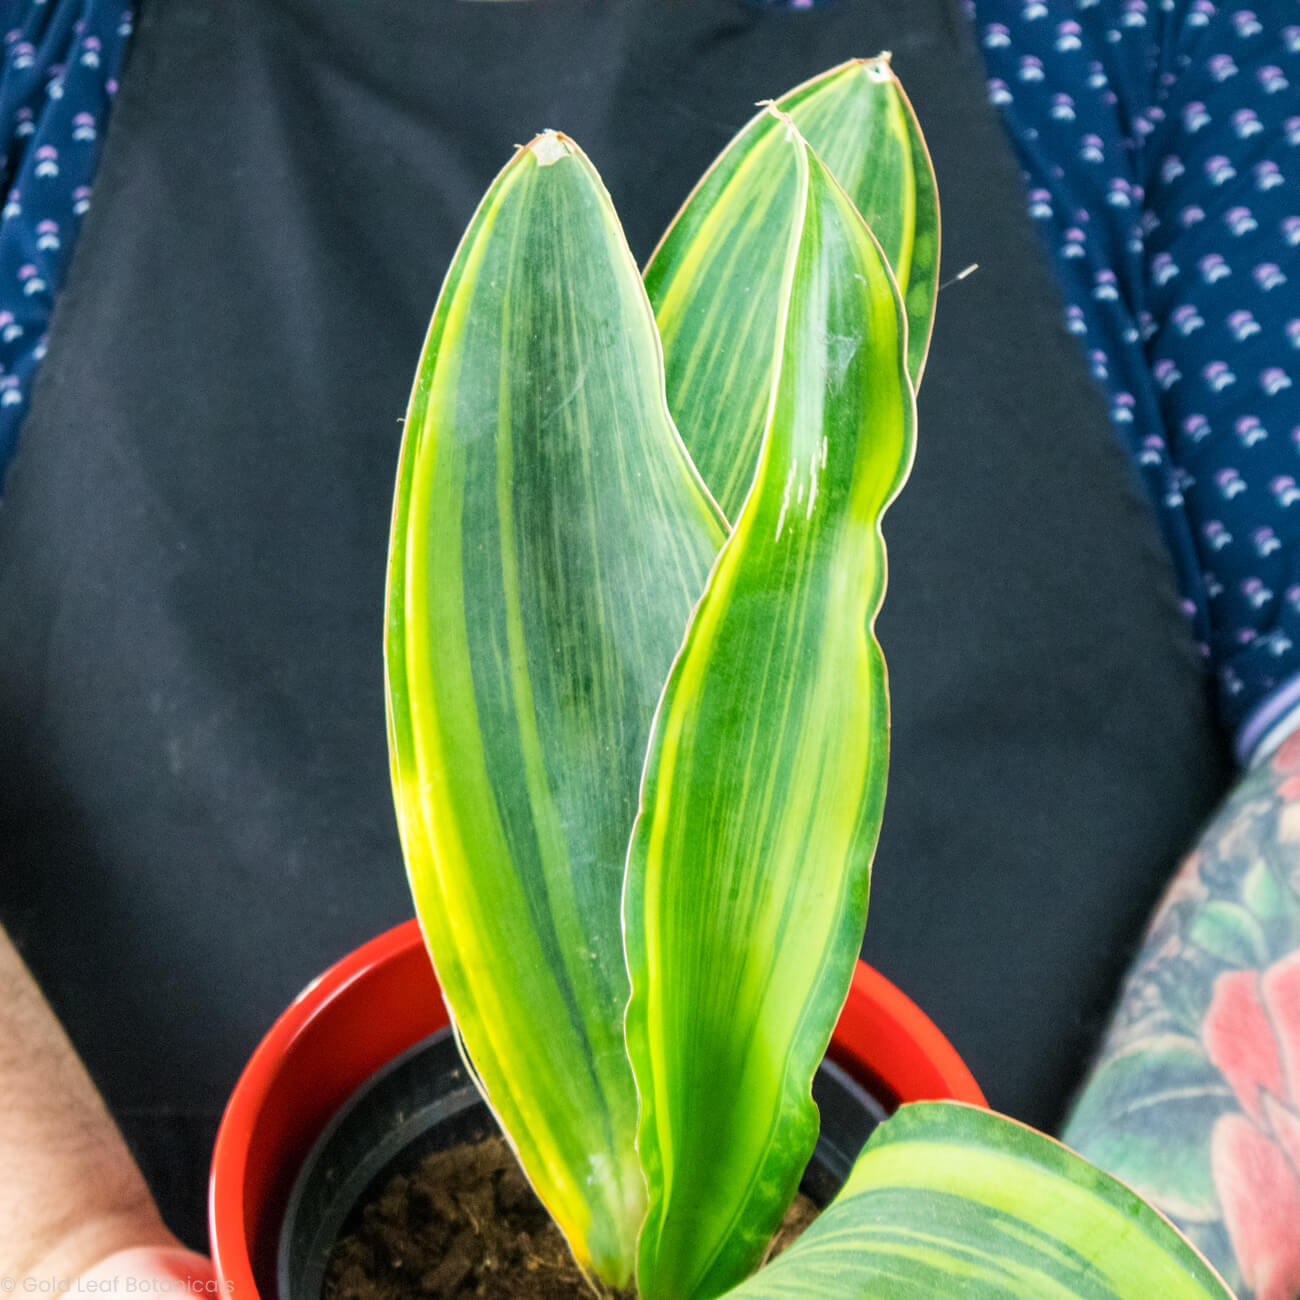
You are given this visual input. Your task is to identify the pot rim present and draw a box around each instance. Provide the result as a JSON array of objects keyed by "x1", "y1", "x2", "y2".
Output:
[{"x1": 209, "y1": 919, "x2": 985, "y2": 1300}]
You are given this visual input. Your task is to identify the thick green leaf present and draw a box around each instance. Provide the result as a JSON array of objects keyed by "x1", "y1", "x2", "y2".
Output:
[
  {"x1": 646, "y1": 55, "x2": 938, "y2": 520},
  {"x1": 723, "y1": 1103, "x2": 1235, "y2": 1299},
  {"x1": 384, "y1": 131, "x2": 726, "y2": 1285},
  {"x1": 623, "y1": 124, "x2": 915, "y2": 1300}
]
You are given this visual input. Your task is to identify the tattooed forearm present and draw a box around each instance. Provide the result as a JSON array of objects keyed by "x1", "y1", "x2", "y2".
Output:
[{"x1": 1062, "y1": 731, "x2": 1300, "y2": 1300}]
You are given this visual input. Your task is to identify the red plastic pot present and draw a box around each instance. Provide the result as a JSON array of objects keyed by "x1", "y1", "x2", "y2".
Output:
[{"x1": 210, "y1": 919, "x2": 985, "y2": 1300}]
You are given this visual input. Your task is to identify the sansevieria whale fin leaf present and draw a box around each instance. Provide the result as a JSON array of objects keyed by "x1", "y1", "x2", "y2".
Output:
[
  {"x1": 623, "y1": 122, "x2": 915, "y2": 1300},
  {"x1": 384, "y1": 131, "x2": 726, "y2": 1286},
  {"x1": 721, "y1": 1102, "x2": 1236, "y2": 1300},
  {"x1": 646, "y1": 55, "x2": 938, "y2": 521}
]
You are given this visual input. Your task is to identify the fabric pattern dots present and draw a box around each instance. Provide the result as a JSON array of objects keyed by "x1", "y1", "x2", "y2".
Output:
[
  {"x1": 970, "y1": 0, "x2": 1300, "y2": 753},
  {"x1": 0, "y1": 0, "x2": 131, "y2": 480}
]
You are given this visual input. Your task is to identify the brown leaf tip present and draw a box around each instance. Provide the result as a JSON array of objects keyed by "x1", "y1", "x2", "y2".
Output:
[
  {"x1": 757, "y1": 99, "x2": 801, "y2": 141},
  {"x1": 851, "y1": 52, "x2": 894, "y2": 82},
  {"x1": 527, "y1": 130, "x2": 575, "y2": 167}
]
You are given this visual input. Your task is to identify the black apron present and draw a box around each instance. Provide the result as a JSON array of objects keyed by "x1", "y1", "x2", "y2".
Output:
[{"x1": 0, "y1": 0, "x2": 1230, "y2": 1250}]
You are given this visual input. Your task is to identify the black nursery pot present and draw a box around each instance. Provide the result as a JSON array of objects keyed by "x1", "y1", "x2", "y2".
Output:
[
  {"x1": 209, "y1": 921, "x2": 985, "y2": 1300},
  {"x1": 277, "y1": 1028, "x2": 891, "y2": 1300}
]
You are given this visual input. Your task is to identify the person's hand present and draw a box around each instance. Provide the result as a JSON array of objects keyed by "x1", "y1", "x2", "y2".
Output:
[
  {"x1": 0, "y1": 925, "x2": 197, "y2": 1291},
  {"x1": 75, "y1": 1247, "x2": 219, "y2": 1299}
]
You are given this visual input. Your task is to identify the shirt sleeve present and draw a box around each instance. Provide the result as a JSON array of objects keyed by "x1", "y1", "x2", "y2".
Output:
[
  {"x1": 0, "y1": 1, "x2": 133, "y2": 481},
  {"x1": 1139, "y1": 5, "x2": 1300, "y2": 758},
  {"x1": 972, "y1": 0, "x2": 1300, "y2": 757}
]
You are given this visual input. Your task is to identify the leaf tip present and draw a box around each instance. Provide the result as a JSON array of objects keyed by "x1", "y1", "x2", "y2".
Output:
[
  {"x1": 854, "y1": 51, "x2": 894, "y2": 82},
  {"x1": 527, "y1": 130, "x2": 575, "y2": 167},
  {"x1": 756, "y1": 98, "x2": 803, "y2": 145}
]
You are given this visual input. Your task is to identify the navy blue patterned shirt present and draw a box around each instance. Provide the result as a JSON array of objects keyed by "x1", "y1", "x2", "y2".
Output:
[
  {"x1": 0, "y1": 0, "x2": 128, "y2": 469},
  {"x1": 969, "y1": 0, "x2": 1300, "y2": 761},
  {"x1": 2, "y1": 0, "x2": 1298, "y2": 761}
]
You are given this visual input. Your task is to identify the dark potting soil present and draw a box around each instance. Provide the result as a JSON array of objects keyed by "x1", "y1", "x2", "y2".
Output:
[{"x1": 324, "y1": 1135, "x2": 818, "y2": 1300}]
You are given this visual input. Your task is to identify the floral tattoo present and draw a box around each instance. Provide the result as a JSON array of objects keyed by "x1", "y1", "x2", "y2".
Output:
[{"x1": 1063, "y1": 731, "x2": 1300, "y2": 1300}]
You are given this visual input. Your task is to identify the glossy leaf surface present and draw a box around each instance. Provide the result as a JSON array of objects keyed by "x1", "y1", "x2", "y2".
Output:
[
  {"x1": 624, "y1": 126, "x2": 915, "y2": 1300},
  {"x1": 723, "y1": 1103, "x2": 1235, "y2": 1299},
  {"x1": 385, "y1": 132, "x2": 726, "y2": 1285},
  {"x1": 646, "y1": 56, "x2": 938, "y2": 520}
]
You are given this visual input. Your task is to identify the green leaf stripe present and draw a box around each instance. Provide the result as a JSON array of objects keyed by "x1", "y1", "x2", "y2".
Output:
[
  {"x1": 624, "y1": 122, "x2": 915, "y2": 1300},
  {"x1": 724, "y1": 1103, "x2": 1235, "y2": 1299},
  {"x1": 384, "y1": 131, "x2": 725, "y2": 1285},
  {"x1": 646, "y1": 56, "x2": 938, "y2": 521}
]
